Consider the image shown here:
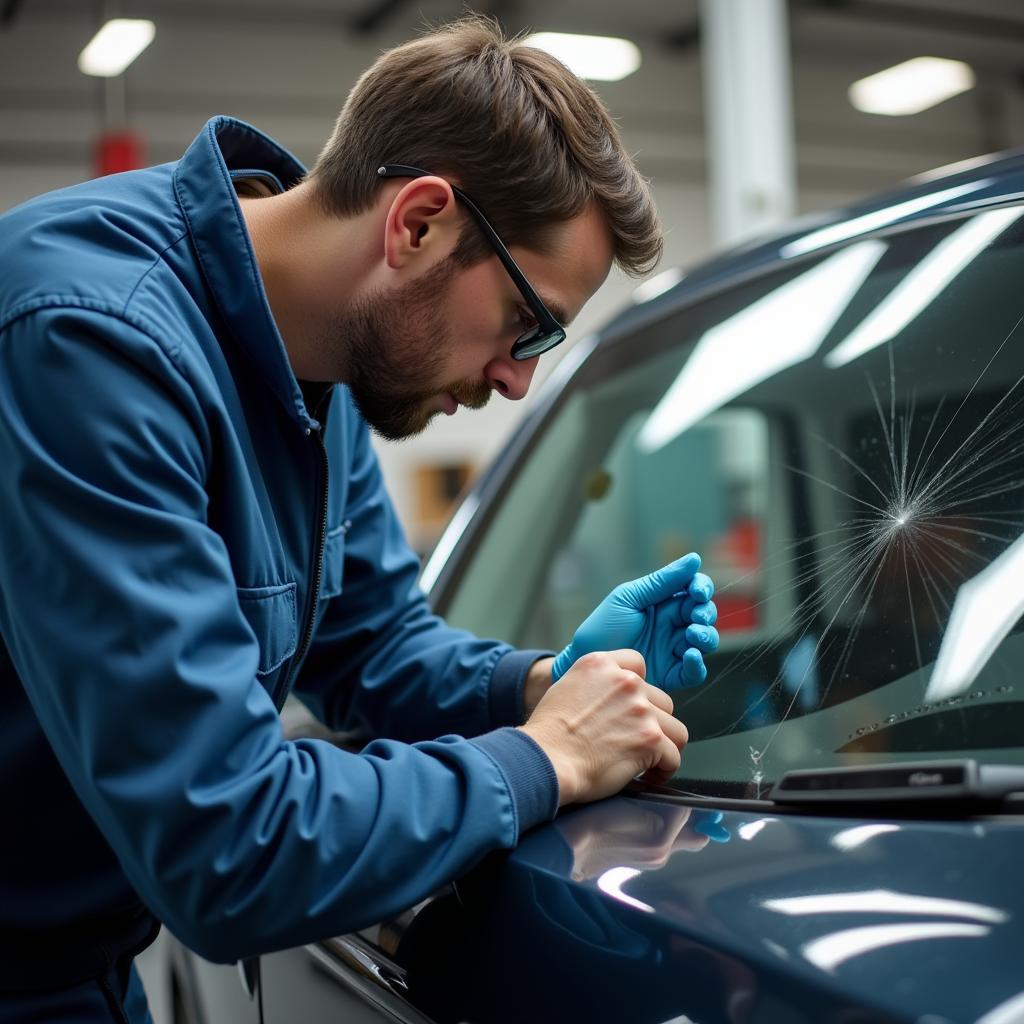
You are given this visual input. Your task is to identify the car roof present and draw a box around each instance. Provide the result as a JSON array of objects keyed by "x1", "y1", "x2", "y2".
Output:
[{"x1": 601, "y1": 146, "x2": 1024, "y2": 344}]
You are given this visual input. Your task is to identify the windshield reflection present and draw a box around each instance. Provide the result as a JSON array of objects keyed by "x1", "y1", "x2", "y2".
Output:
[{"x1": 927, "y1": 532, "x2": 1024, "y2": 702}]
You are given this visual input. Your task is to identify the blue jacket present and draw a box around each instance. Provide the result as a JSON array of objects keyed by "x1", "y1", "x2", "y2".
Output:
[{"x1": 0, "y1": 117, "x2": 558, "y2": 966}]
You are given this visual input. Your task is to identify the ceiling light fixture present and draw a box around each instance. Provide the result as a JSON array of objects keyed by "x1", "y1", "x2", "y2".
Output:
[
  {"x1": 78, "y1": 18, "x2": 155, "y2": 78},
  {"x1": 524, "y1": 32, "x2": 641, "y2": 82},
  {"x1": 849, "y1": 57, "x2": 975, "y2": 116}
]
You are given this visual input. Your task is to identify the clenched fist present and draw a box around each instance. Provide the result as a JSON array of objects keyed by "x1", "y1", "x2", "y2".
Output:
[{"x1": 519, "y1": 649, "x2": 688, "y2": 806}]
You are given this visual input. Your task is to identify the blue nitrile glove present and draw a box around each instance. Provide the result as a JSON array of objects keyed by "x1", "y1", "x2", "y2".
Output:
[
  {"x1": 690, "y1": 810, "x2": 731, "y2": 844},
  {"x1": 552, "y1": 552, "x2": 720, "y2": 689}
]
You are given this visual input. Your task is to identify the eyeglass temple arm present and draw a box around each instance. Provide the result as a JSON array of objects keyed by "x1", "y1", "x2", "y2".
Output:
[{"x1": 376, "y1": 165, "x2": 558, "y2": 326}]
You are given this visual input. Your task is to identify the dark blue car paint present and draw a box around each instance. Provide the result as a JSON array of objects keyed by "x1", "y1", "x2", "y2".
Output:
[{"x1": 391, "y1": 797, "x2": 1022, "y2": 1023}]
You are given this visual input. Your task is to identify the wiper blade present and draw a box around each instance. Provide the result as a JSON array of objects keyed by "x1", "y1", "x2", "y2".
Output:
[{"x1": 771, "y1": 759, "x2": 1024, "y2": 806}]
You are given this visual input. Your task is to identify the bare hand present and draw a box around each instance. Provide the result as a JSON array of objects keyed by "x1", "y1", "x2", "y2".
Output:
[{"x1": 518, "y1": 649, "x2": 689, "y2": 806}]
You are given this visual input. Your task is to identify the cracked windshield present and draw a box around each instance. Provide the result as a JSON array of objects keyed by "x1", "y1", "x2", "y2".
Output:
[{"x1": 443, "y1": 205, "x2": 1024, "y2": 797}]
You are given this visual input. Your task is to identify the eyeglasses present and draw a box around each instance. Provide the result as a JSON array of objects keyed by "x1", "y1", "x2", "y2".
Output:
[{"x1": 377, "y1": 164, "x2": 567, "y2": 361}]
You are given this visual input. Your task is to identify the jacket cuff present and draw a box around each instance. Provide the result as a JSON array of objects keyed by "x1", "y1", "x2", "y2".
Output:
[
  {"x1": 470, "y1": 727, "x2": 559, "y2": 836},
  {"x1": 489, "y1": 649, "x2": 555, "y2": 727}
]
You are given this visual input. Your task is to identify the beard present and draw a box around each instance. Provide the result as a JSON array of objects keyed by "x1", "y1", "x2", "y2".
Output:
[{"x1": 330, "y1": 256, "x2": 491, "y2": 440}]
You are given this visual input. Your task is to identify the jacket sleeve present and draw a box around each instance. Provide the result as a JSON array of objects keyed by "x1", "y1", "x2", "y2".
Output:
[
  {"x1": 0, "y1": 306, "x2": 557, "y2": 963},
  {"x1": 293, "y1": 397, "x2": 551, "y2": 743}
]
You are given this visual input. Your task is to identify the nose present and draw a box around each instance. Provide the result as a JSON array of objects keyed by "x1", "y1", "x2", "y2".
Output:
[{"x1": 485, "y1": 353, "x2": 538, "y2": 401}]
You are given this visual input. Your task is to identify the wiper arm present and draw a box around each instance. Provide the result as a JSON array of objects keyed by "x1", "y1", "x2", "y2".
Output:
[{"x1": 771, "y1": 759, "x2": 1024, "y2": 807}]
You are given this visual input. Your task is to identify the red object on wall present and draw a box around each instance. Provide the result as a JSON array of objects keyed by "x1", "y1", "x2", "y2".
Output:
[
  {"x1": 95, "y1": 132, "x2": 144, "y2": 176},
  {"x1": 714, "y1": 595, "x2": 759, "y2": 632}
]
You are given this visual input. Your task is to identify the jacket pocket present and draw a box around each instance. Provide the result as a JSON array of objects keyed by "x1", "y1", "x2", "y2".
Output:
[
  {"x1": 236, "y1": 582, "x2": 298, "y2": 677},
  {"x1": 319, "y1": 521, "x2": 349, "y2": 601}
]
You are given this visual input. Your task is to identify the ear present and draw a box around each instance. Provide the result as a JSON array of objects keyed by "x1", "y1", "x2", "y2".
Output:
[{"x1": 382, "y1": 177, "x2": 460, "y2": 270}]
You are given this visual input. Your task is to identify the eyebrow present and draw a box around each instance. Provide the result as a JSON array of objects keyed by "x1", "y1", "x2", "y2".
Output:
[{"x1": 540, "y1": 295, "x2": 573, "y2": 327}]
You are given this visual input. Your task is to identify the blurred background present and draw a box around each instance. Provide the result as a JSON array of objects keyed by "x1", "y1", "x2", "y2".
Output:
[{"x1": 3, "y1": 0, "x2": 1023, "y2": 553}]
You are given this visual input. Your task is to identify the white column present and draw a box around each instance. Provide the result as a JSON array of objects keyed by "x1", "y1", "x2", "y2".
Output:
[{"x1": 700, "y1": 0, "x2": 797, "y2": 247}]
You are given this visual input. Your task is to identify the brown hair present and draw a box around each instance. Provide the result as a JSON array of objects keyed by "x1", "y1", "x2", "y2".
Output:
[{"x1": 307, "y1": 14, "x2": 662, "y2": 277}]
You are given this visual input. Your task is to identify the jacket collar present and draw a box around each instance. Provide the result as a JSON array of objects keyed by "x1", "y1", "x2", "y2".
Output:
[{"x1": 173, "y1": 116, "x2": 318, "y2": 430}]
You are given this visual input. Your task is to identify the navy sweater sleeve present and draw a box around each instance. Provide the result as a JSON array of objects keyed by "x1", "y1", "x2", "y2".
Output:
[{"x1": 0, "y1": 307, "x2": 557, "y2": 962}]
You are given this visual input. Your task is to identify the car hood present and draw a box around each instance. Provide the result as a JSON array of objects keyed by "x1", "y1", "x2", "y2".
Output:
[
  {"x1": 400, "y1": 796, "x2": 1023, "y2": 1024},
  {"x1": 501, "y1": 797, "x2": 1024, "y2": 1024}
]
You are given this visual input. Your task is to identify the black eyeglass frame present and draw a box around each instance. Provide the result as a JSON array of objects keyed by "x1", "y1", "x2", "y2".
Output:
[{"x1": 377, "y1": 164, "x2": 567, "y2": 361}]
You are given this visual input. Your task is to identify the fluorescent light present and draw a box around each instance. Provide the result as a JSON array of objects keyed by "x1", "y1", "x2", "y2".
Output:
[
  {"x1": 831, "y1": 825, "x2": 900, "y2": 851},
  {"x1": 632, "y1": 268, "x2": 685, "y2": 304},
  {"x1": 825, "y1": 206, "x2": 1024, "y2": 369},
  {"x1": 850, "y1": 57, "x2": 975, "y2": 116},
  {"x1": 596, "y1": 867, "x2": 654, "y2": 913},
  {"x1": 763, "y1": 889, "x2": 1006, "y2": 923},
  {"x1": 977, "y1": 991, "x2": 1024, "y2": 1024},
  {"x1": 78, "y1": 19, "x2": 155, "y2": 77},
  {"x1": 524, "y1": 32, "x2": 641, "y2": 82},
  {"x1": 737, "y1": 820, "x2": 770, "y2": 841},
  {"x1": 781, "y1": 180, "x2": 990, "y2": 259},
  {"x1": 636, "y1": 240, "x2": 886, "y2": 454},
  {"x1": 925, "y1": 532, "x2": 1024, "y2": 703},
  {"x1": 803, "y1": 922, "x2": 988, "y2": 972}
]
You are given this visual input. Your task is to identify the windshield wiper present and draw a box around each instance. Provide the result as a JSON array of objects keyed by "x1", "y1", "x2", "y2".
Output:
[{"x1": 771, "y1": 759, "x2": 1024, "y2": 807}]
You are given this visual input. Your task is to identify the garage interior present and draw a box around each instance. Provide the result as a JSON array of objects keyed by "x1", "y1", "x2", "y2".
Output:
[
  {"x1": 3, "y1": 0, "x2": 1023, "y2": 552},
  {"x1": 3, "y1": 3, "x2": 1024, "y2": 1021}
]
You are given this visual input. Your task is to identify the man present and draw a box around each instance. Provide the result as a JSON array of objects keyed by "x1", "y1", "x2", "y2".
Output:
[{"x1": 0, "y1": 16, "x2": 719, "y2": 1022}]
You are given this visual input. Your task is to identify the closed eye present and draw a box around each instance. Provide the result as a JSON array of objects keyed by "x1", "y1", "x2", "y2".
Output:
[{"x1": 516, "y1": 307, "x2": 538, "y2": 333}]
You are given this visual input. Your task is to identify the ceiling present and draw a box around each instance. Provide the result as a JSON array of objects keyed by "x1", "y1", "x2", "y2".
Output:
[{"x1": 2, "y1": 0, "x2": 1024, "y2": 204}]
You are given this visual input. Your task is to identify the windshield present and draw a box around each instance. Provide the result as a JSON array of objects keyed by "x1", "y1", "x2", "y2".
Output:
[{"x1": 439, "y1": 205, "x2": 1024, "y2": 798}]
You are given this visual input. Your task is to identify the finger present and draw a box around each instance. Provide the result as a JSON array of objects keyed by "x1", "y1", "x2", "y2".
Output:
[
  {"x1": 673, "y1": 595, "x2": 717, "y2": 628},
  {"x1": 608, "y1": 648, "x2": 647, "y2": 679},
  {"x1": 644, "y1": 682, "x2": 674, "y2": 715},
  {"x1": 649, "y1": 731, "x2": 682, "y2": 778},
  {"x1": 661, "y1": 649, "x2": 701, "y2": 690},
  {"x1": 690, "y1": 810, "x2": 731, "y2": 843},
  {"x1": 644, "y1": 681, "x2": 674, "y2": 715},
  {"x1": 637, "y1": 763, "x2": 677, "y2": 788},
  {"x1": 653, "y1": 705, "x2": 688, "y2": 750},
  {"x1": 663, "y1": 806, "x2": 694, "y2": 839},
  {"x1": 620, "y1": 553, "x2": 701, "y2": 609},
  {"x1": 671, "y1": 832, "x2": 710, "y2": 853},
  {"x1": 685, "y1": 623, "x2": 720, "y2": 654},
  {"x1": 689, "y1": 572, "x2": 714, "y2": 603},
  {"x1": 690, "y1": 599, "x2": 718, "y2": 627},
  {"x1": 681, "y1": 647, "x2": 708, "y2": 687}
]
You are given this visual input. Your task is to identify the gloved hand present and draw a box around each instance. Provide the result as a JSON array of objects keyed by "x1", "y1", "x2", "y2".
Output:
[{"x1": 552, "y1": 552, "x2": 719, "y2": 689}]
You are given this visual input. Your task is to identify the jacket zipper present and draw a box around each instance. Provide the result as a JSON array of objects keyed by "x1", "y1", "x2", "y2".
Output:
[{"x1": 277, "y1": 423, "x2": 329, "y2": 707}]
